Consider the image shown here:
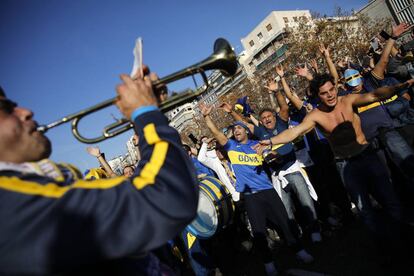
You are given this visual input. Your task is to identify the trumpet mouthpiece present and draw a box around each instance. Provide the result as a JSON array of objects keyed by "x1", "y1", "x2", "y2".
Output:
[{"x1": 37, "y1": 125, "x2": 47, "y2": 133}]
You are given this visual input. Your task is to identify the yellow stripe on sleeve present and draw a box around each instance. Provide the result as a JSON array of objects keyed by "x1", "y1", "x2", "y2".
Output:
[
  {"x1": 0, "y1": 177, "x2": 70, "y2": 198},
  {"x1": 133, "y1": 124, "x2": 169, "y2": 190},
  {"x1": 358, "y1": 95, "x2": 398, "y2": 113}
]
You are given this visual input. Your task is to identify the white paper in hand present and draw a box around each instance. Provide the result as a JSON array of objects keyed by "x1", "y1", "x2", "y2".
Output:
[{"x1": 130, "y1": 37, "x2": 143, "y2": 77}]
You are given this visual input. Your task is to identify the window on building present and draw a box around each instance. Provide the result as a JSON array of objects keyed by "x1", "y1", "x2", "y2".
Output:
[
  {"x1": 249, "y1": 62, "x2": 254, "y2": 69},
  {"x1": 257, "y1": 32, "x2": 263, "y2": 39},
  {"x1": 249, "y1": 40, "x2": 255, "y2": 47},
  {"x1": 283, "y1": 17, "x2": 289, "y2": 23},
  {"x1": 293, "y1": 16, "x2": 298, "y2": 22},
  {"x1": 266, "y1": 23, "x2": 272, "y2": 31}
]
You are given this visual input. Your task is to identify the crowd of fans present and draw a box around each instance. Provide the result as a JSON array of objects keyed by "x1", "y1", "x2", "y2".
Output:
[
  {"x1": 179, "y1": 22, "x2": 414, "y2": 275},
  {"x1": 1, "y1": 20, "x2": 414, "y2": 276}
]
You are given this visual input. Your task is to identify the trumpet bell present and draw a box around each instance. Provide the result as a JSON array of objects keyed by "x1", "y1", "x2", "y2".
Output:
[{"x1": 197, "y1": 38, "x2": 238, "y2": 77}]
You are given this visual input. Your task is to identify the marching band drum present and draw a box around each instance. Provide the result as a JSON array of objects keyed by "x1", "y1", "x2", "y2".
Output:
[{"x1": 186, "y1": 176, "x2": 235, "y2": 239}]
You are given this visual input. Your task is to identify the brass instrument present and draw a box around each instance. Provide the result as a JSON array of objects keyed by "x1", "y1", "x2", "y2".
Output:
[{"x1": 37, "y1": 38, "x2": 238, "y2": 144}]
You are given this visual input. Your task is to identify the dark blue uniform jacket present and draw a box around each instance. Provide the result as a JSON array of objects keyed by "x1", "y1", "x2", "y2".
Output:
[{"x1": 0, "y1": 110, "x2": 198, "y2": 275}]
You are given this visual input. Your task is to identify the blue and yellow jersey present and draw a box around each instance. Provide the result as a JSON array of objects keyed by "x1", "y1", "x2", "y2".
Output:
[
  {"x1": 0, "y1": 110, "x2": 198, "y2": 275},
  {"x1": 223, "y1": 139, "x2": 273, "y2": 193}
]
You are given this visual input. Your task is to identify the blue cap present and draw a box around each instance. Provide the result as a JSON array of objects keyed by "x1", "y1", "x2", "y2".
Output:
[
  {"x1": 232, "y1": 121, "x2": 250, "y2": 133},
  {"x1": 344, "y1": 69, "x2": 362, "y2": 87}
]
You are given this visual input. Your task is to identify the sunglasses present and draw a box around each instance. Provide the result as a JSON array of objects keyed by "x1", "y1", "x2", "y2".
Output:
[{"x1": 0, "y1": 99, "x2": 17, "y2": 114}]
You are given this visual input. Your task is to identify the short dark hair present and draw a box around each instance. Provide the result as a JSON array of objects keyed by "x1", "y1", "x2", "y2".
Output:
[
  {"x1": 0, "y1": 86, "x2": 6, "y2": 97},
  {"x1": 310, "y1": 74, "x2": 335, "y2": 98},
  {"x1": 123, "y1": 165, "x2": 134, "y2": 172},
  {"x1": 258, "y1": 108, "x2": 276, "y2": 118}
]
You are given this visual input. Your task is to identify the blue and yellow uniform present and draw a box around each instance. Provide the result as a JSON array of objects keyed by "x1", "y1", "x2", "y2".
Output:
[
  {"x1": 0, "y1": 110, "x2": 198, "y2": 275},
  {"x1": 223, "y1": 139, "x2": 272, "y2": 193}
]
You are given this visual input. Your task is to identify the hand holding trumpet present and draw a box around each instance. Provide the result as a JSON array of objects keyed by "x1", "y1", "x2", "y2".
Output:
[{"x1": 115, "y1": 67, "x2": 159, "y2": 120}]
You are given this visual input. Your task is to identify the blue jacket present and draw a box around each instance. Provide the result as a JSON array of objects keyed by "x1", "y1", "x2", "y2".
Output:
[{"x1": 0, "y1": 110, "x2": 198, "y2": 275}]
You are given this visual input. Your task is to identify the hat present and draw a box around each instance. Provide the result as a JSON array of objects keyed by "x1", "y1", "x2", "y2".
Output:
[
  {"x1": 235, "y1": 96, "x2": 254, "y2": 117},
  {"x1": 344, "y1": 69, "x2": 362, "y2": 87},
  {"x1": 232, "y1": 121, "x2": 250, "y2": 133},
  {"x1": 84, "y1": 168, "x2": 108, "y2": 180}
]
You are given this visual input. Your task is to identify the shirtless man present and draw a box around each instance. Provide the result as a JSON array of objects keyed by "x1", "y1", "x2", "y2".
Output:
[{"x1": 256, "y1": 74, "x2": 414, "y2": 243}]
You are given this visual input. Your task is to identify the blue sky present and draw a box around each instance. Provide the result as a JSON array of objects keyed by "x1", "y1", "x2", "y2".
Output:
[{"x1": 0, "y1": 0, "x2": 368, "y2": 172}]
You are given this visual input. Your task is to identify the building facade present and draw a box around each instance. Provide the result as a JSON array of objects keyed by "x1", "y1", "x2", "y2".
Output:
[
  {"x1": 166, "y1": 102, "x2": 197, "y2": 133},
  {"x1": 239, "y1": 10, "x2": 312, "y2": 76},
  {"x1": 358, "y1": 0, "x2": 414, "y2": 25}
]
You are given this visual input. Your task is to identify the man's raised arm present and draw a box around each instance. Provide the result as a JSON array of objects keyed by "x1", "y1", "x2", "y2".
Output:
[
  {"x1": 219, "y1": 102, "x2": 255, "y2": 133},
  {"x1": 200, "y1": 103, "x2": 228, "y2": 146},
  {"x1": 277, "y1": 64, "x2": 304, "y2": 111},
  {"x1": 259, "y1": 114, "x2": 316, "y2": 146},
  {"x1": 350, "y1": 79, "x2": 414, "y2": 107}
]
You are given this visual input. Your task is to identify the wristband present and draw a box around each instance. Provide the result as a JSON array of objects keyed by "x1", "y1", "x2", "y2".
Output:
[
  {"x1": 131, "y1": 105, "x2": 158, "y2": 121},
  {"x1": 97, "y1": 154, "x2": 103, "y2": 158}
]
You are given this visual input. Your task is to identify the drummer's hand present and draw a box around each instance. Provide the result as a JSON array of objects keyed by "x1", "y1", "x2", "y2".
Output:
[{"x1": 116, "y1": 68, "x2": 158, "y2": 120}]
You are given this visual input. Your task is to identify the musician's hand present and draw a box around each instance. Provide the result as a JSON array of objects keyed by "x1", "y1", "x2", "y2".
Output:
[
  {"x1": 86, "y1": 146, "x2": 101, "y2": 157},
  {"x1": 131, "y1": 65, "x2": 150, "y2": 80},
  {"x1": 116, "y1": 72, "x2": 158, "y2": 120}
]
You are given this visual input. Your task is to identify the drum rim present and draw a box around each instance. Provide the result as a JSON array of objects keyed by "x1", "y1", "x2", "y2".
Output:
[{"x1": 186, "y1": 177, "x2": 234, "y2": 239}]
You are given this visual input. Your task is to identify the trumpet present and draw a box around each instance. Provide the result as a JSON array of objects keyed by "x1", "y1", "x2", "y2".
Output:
[{"x1": 37, "y1": 38, "x2": 238, "y2": 144}]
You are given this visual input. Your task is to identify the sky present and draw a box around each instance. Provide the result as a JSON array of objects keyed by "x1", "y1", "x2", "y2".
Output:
[{"x1": 0, "y1": 0, "x2": 368, "y2": 173}]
